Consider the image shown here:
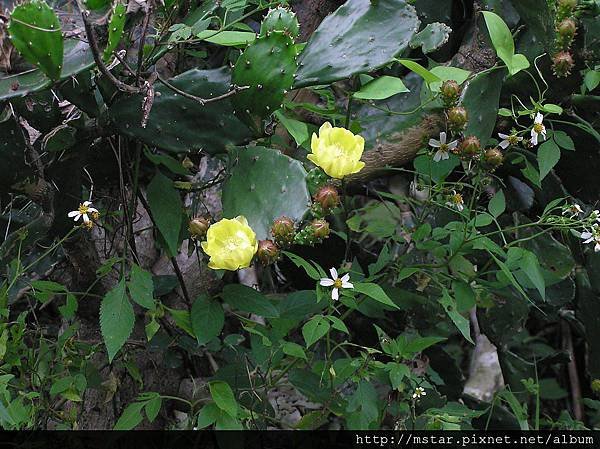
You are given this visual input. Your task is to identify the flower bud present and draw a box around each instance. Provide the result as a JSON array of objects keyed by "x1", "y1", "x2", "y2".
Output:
[
  {"x1": 256, "y1": 239, "x2": 279, "y2": 265},
  {"x1": 313, "y1": 185, "x2": 340, "y2": 211},
  {"x1": 271, "y1": 216, "x2": 296, "y2": 247},
  {"x1": 459, "y1": 136, "x2": 481, "y2": 158},
  {"x1": 556, "y1": 18, "x2": 577, "y2": 47},
  {"x1": 440, "y1": 80, "x2": 461, "y2": 107},
  {"x1": 311, "y1": 219, "x2": 330, "y2": 239},
  {"x1": 189, "y1": 216, "x2": 210, "y2": 239},
  {"x1": 182, "y1": 156, "x2": 195, "y2": 170},
  {"x1": 484, "y1": 147, "x2": 504, "y2": 169},
  {"x1": 552, "y1": 51, "x2": 574, "y2": 78},
  {"x1": 557, "y1": 0, "x2": 577, "y2": 20},
  {"x1": 447, "y1": 106, "x2": 468, "y2": 132}
]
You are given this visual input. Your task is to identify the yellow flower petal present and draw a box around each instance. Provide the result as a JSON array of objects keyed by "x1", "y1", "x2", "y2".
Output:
[
  {"x1": 307, "y1": 122, "x2": 365, "y2": 179},
  {"x1": 200, "y1": 216, "x2": 257, "y2": 271}
]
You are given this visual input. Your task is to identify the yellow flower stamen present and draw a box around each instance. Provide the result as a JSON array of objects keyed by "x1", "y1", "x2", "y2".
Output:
[
  {"x1": 533, "y1": 123, "x2": 544, "y2": 133},
  {"x1": 333, "y1": 278, "x2": 343, "y2": 289}
]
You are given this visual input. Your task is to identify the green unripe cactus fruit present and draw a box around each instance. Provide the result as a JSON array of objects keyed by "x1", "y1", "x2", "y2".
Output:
[{"x1": 260, "y1": 7, "x2": 300, "y2": 38}]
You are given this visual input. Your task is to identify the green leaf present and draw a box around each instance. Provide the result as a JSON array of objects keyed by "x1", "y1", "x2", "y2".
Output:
[
  {"x1": 537, "y1": 140, "x2": 560, "y2": 182},
  {"x1": 354, "y1": 283, "x2": 400, "y2": 309},
  {"x1": 166, "y1": 308, "x2": 194, "y2": 337},
  {"x1": 552, "y1": 131, "x2": 574, "y2": 151},
  {"x1": 282, "y1": 251, "x2": 324, "y2": 281},
  {"x1": 488, "y1": 190, "x2": 506, "y2": 218},
  {"x1": 209, "y1": 381, "x2": 238, "y2": 418},
  {"x1": 103, "y1": 3, "x2": 126, "y2": 61},
  {"x1": 127, "y1": 264, "x2": 155, "y2": 309},
  {"x1": 274, "y1": 110, "x2": 309, "y2": 146},
  {"x1": 282, "y1": 341, "x2": 308, "y2": 360},
  {"x1": 195, "y1": 30, "x2": 255, "y2": 46},
  {"x1": 114, "y1": 402, "x2": 145, "y2": 430},
  {"x1": 302, "y1": 315, "x2": 330, "y2": 348},
  {"x1": 145, "y1": 396, "x2": 162, "y2": 422},
  {"x1": 8, "y1": 0, "x2": 63, "y2": 80},
  {"x1": 396, "y1": 59, "x2": 441, "y2": 84},
  {"x1": 521, "y1": 250, "x2": 546, "y2": 300},
  {"x1": 191, "y1": 295, "x2": 224, "y2": 345},
  {"x1": 146, "y1": 171, "x2": 183, "y2": 256},
  {"x1": 327, "y1": 315, "x2": 349, "y2": 334},
  {"x1": 404, "y1": 336, "x2": 447, "y2": 354},
  {"x1": 221, "y1": 284, "x2": 279, "y2": 318},
  {"x1": 482, "y1": 11, "x2": 529, "y2": 76},
  {"x1": 353, "y1": 76, "x2": 409, "y2": 100},
  {"x1": 196, "y1": 403, "x2": 220, "y2": 429},
  {"x1": 100, "y1": 280, "x2": 135, "y2": 363},
  {"x1": 388, "y1": 363, "x2": 410, "y2": 389},
  {"x1": 541, "y1": 103, "x2": 563, "y2": 115},
  {"x1": 584, "y1": 70, "x2": 600, "y2": 92},
  {"x1": 439, "y1": 289, "x2": 474, "y2": 344}
]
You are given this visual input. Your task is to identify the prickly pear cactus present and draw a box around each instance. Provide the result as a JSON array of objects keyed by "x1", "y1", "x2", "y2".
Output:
[
  {"x1": 103, "y1": 3, "x2": 127, "y2": 61},
  {"x1": 222, "y1": 146, "x2": 310, "y2": 240},
  {"x1": 8, "y1": 0, "x2": 63, "y2": 80},
  {"x1": 231, "y1": 30, "x2": 298, "y2": 125},
  {"x1": 294, "y1": 0, "x2": 420, "y2": 88},
  {"x1": 409, "y1": 22, "x2": 452, "y2": 54},
  {"x1": 259, "y1": 7, "x2": 300, "y2": 38},
  {"x1": 108, "y1": 67, "x2": 251, "y2": 154},
  {"x1": 0, "y1": 39, "x2": 94, "y2": 101}
]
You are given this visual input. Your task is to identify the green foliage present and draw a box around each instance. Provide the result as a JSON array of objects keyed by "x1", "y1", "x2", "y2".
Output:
[
  {"x1": 103, "y1": 3, "x2": 127, "y2": 61},
  {"x1": 146, "y1": 172, "x2": 183, "y2": 256},
  {"x1": 221, "y1": 146, "x2": 310, "y2": 239},
  {"x1": 8, "y1": 0, "x2": 63, "y2": 80},
  {"x1": 482, "y1": 11, "x2": 530, "y2": 76},
  {"x1": 294, "y1": 0, "x2": 420, "y2": 88},
  {"x1": 259, "y1": 7, "x2": 300, "y2": 37},
  {"x1": 100, "y1": 280, "x2": 135, "y2": 363}
]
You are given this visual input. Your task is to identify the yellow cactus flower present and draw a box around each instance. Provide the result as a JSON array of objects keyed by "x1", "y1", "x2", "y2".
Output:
[
  {"x1": 308, "y1": 122, "x2": 365, "y2": 179},
  {"x1": 200, "y1": 216, "x2": 258, "y2": 271}
]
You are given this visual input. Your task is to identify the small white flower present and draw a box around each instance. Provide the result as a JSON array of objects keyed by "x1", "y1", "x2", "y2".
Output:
[
  {"x1": 67, "y1": 200, "x2": 99, "y2": 226},
  {"x1": 498, "y1": 132, "x2": 523, "y2": 149},
  {"x1": 412, "y1": 387, "x2": 426, "y2": 399},
  {"x1": 445, "y1": 190, "x2": 465, "y2": 212},
  {"x1": 562, "y1": 204, "x2": 583, "y2": 218},
  {"x1": 429, "y1": 132, "x2": 458, "y2": 162},
  {"x1": 581, "y1": 226, "x2": 600, "y2": 252},
  {"x1": 530, "y1": 112, "x2": 546, "y2": 146},
  {"x1": 319, "y1": 267, "x2": 353, "y2": 301}
]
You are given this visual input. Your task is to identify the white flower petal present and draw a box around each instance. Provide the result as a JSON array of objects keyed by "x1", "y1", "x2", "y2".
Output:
[
  {"x1": 341, "y1": 281, "x2": 354, "y2": 289},
  {"x1": 329, "y1": 267, "x2": 338, "y2": 279},
  {"x1": 535, "y1": 112, "x2": 544, "y2": 124},
  {"x1": 595, "y1": 243, "x2": 600, "y2": 252},
  {"x1": 447, "y1": 140, "x2": 458, "y2": 150},
  {"x1": 67, "y1": 211, "x2": 79, "y2": 218},
  {"x1": 82, "y1": 214, "x2": 90, "y2": 223},
  {"x1": 581, "y1": 232, "x2": 593, "y2": 239},
  {"x1": 72, "y1": 213, "x2": 81, "y2": 222},
  {"x1": 530, "y1": 133, "x2": 538, "y2": 146},
  {"x1": 87, "y1": 207, "x2": 99, "y2": 214},
  {"x1": 439, "y1": 131, "x2": 447, "y2": 144},
  {"x1": 440, "y1": 151, "x2": 450, "y2": 161},
  {"x1": 331, "y1": 288, "x2": 339, "y2": 301},
  {"x1": 320, "y1": 278, "x2": 335, "y2": 287},
  {"x1": 341, "y1": 273, "x2": 350, "y2": 283},
  {"x1": 499, "y1": 140, "x2": 510, "y2": 149},
  {"x1": 83, "y1": 201, "x2": 92, "y2": 207},
  {"x1": 498, "y1": 133, "x2": 509, "y2": 139},
  {"x1": 429, "y1": 139, "x2": 441, "y2": 148}
]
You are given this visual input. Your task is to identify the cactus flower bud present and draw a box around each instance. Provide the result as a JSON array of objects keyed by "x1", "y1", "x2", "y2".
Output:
[
  {"x1": 311, "y1": 219, "x2": 330, "y2": 239},
  {"x1": 313, "y1": 185, "x2": 340, "y2": 211},
  {"x1": 447, "y1": 106, "x2": 468, "y2": 132},
  {"x1": 271, "y1": 216, "x2": 296, "y2": 247},
  {"x1": 459, "y1": 136, "x2": 481, "y2": 158},
  {"x1": 256, "y1": 239, "x2": 280, "y2": 265},
  {"x1": 557, "y1": 0, "x2": 578, "y2": 20},
  {"x1": 556, "y1": 18, "x2": 577, "y2": 47},
  {"x1": 440, "y1": 80, "x2": 461, "y2": 107},
  {"x1": 552, "y1": 51, "x2": 575, "y2": 78},
  {"x1": 484, "y1": 147, "x2": 504, "y2": 169},
  {"x1": 188, "y1": 216, "x2": 210, "y2": 239}
]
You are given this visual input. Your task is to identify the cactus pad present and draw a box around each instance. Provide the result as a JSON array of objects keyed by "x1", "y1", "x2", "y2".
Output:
[
  {"x1": 8, "y1": 0, "x2": 63, "y2": 80},
  {"x1": 260, "y1": 7, "x2": 300, "y2": 38},
  {"x1": 222, "y1": 146, "x2": 310, "y2": 240},
  {"x1": 294, "y1": 0, "x2": 419, "y2": 88},
  {"x1": 231, "y1": 31, "x2": 298, "y2": 125},
  {"x1": 108, "y1": 67, "x2": 251, "y2": 154},
  {"x1": 409, "y1": 22, "x2": 452, "y2": 54},
  {"x1": 103, "y1": 3, "x2": 127, "y2": 61}
]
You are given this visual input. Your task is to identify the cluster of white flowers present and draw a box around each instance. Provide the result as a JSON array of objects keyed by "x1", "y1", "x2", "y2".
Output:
[{"x1": 580, "y1": 209, "x2": 600, "y2": 252}]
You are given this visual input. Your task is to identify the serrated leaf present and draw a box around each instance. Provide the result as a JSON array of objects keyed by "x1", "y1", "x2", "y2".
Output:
[
  {"x1": 196, "y1": 403, "x2": 220, "y2": 429},
  {"x1": 354, "y1": 283, "x2": 400, "y2": 309},
  {"x1": 127, "y1": 264, "x2": 155, "y2": 309},
  {"x1": 488, "y1": 190, "x2": 506, "y2": 218},
  {"x1": 537, "y1": 140, "x2": 560, "y2": 182},
  {"x1": 209, "y1": 381, "x2": 238, "y2": 418},
  {"x1": 191, "y1": 295, "x2": 224, "y2": 345},
  {"x1": 354, "y1": 76, "x2": 409, "y2": 100},
  {"x1": 146, "y1": 171, "x2": 183, "y2": 256},
  {"x1": 8, "y1": 0, "x2": 63, "y2": 80},
  {"x1": 100, "y1": 279, "x2": 135, "y2": 363},
  {"x1": 302, "y1": 315, "x2": 330, "y2": 348},
  {"x1": 439, "y1": 289, "x2": 474, "y2": 344},
  {"x1": 114, "y1": 402, "x2": 145, "y2": 430},
  {"x1": 221, "y1": 284, "x2": 279, "y2": 318}
]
